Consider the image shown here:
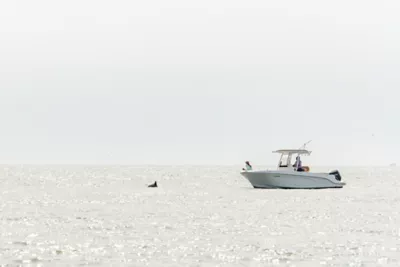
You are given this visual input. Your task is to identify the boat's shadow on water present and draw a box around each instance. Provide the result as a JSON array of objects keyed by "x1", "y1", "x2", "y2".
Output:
[{"x1": 239, "y1": 186, "x2": 345, "y2": 191}]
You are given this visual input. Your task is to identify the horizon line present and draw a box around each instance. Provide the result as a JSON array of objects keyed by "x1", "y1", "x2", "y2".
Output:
[{"x1": 0, "y1": 163, "x2": 395, "y2": 167}]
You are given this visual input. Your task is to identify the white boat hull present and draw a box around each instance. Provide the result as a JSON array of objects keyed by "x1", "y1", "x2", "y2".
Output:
[{"x1": 241, "y1": 170, "x2": 345, "y2": 189}]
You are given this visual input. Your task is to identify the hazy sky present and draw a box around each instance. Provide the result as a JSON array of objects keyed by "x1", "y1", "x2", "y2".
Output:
[{"x1": 0, "y1": 0, "x2": 399, "y2": 165}]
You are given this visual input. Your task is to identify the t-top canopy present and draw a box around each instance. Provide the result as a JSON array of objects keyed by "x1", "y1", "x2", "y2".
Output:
[{"x1": 273, "y1": 149, "x2": 311, "y2": 155}]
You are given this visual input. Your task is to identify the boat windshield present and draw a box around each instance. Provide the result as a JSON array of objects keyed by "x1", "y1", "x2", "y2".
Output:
[{"x1": 279, "y1": 154, "x2": 289, "y2": 167}]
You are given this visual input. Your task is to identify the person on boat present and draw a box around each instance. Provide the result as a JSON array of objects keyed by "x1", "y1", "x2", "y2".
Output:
[
  {"x1": 245, "y1": 161, "x2": 252, "y2": 171},
  {"x1": 293, "y1": 156, "x2": 304, "y2": 172}
]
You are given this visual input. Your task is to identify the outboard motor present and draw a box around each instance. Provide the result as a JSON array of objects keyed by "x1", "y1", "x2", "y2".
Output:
[{"x1": 329, "y1": 170, "x2": 342, "y2": 181}]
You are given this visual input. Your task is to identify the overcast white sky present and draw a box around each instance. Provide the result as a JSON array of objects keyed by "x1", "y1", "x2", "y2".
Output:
[{"x1": 0, "y1": 0, "x2": 399, "y2": 165}]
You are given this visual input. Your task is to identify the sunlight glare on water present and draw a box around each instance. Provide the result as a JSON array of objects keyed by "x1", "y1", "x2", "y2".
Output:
[{"x1": 0, "y1": 165, "x2": 399, "y2": 266}]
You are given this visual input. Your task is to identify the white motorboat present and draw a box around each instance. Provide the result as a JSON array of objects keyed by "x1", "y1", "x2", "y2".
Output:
[{"x1": 241, "y1": 149, "x2": 345, "y2": 189}]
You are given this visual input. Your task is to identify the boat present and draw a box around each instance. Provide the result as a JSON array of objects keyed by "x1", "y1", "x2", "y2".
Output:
[{"x1": 240, "y1": 148, "x2": 346, "y2": 189}]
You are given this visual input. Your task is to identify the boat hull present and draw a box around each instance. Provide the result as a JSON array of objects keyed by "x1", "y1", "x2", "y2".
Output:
[{"x1": 240, "y1": 170, "x2": 345, "y2": 189}]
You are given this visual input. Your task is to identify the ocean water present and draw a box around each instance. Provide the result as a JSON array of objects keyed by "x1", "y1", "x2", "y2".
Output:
[{"x1": 0, "y1": 165, "x2": 399, "y2": 266}]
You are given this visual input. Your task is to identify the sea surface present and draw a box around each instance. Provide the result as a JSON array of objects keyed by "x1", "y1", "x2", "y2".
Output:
[{"x1": 0, "y1": 165, "x2": 399, "y2": 266}]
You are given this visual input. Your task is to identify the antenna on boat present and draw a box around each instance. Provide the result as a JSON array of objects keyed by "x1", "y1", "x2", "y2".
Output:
[{"x1": 299, "y1": 140, "x2": 312, "y2": 150}]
